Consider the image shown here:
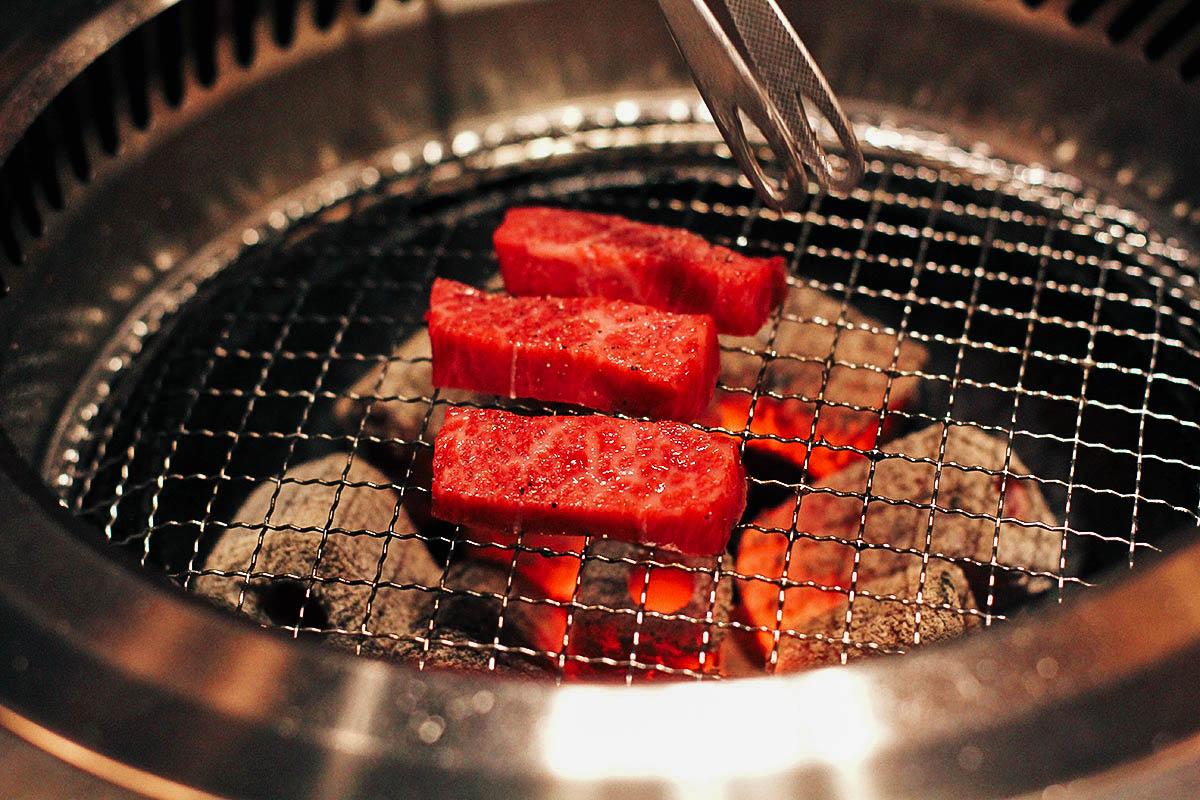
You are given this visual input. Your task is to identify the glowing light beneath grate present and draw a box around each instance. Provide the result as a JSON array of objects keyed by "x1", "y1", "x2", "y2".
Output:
[{"x1": 541, "y1": 669, "x2": 885, "y2": 782}]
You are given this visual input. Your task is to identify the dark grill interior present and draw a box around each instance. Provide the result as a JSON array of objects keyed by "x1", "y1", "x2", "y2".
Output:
[{"x1": 56, "y1": 124, "x2": 1200, "y2": 680}]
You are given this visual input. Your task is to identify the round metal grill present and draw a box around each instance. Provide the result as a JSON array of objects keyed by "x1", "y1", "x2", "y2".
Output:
[{"x1": 55, "y1": 106, "x2": 1200, "y2": 681}]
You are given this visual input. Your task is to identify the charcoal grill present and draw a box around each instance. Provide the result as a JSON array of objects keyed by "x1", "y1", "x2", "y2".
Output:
[{"x1": 3, "y1": 0, "x2": 1200, "y2": 797}]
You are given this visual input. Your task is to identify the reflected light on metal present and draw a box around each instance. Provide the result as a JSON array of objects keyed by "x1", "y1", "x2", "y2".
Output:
[{"x1": 541, "y1": 668, "x2": 885, "y2": 785}]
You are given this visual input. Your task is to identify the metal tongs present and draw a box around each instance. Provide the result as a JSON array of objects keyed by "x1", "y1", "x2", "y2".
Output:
[{"x1": 657, "y1": 0, "x2": 865, "y2": 210}]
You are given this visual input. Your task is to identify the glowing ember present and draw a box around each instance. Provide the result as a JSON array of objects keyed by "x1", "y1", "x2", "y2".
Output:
[
  {"x1": 737, "y1": 497, "x2": 857, "y2": 656},
  {"x1": 564, "y1": 540, "x2": 730, "y2": 681},
  {"x1": 461, "y1": 529, "x2": 585, "y2": 601},
  {"x1": 707, "y1": 394, "x2": 884, "y2": 476},
  {"x1": 457, "y1": 528, "x2": 584, "y2": 653},
  {"x1": 458, "y1": 530, "x2": 728, "y2": 677},
  {"x1": 626, "y1": 564, "x2": 698, "y2": 615},
  {"x1": 736, "y1": 424, "x2": 1060, "y2": 669},
  {"x1": 714, "y1": 285, "x2": 930, "y2": 478}
]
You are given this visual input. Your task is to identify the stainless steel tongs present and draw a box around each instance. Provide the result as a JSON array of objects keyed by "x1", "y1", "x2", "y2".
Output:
[{"x1": 657, "y1": 0, "x2": 865, "y2": 210}]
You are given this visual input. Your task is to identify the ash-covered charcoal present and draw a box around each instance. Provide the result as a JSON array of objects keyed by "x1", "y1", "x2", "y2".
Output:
[
  {"x1": 332, "y1": 328, "x2": 477, "y2": 447},
  {"x1": 419, "y1": 528, "x2": 583, "y2": 671},
  {"x1": 776, "y1": 559, "x2": 978, "y2": 671},
  {"x1": 390, "y1": 639, "x2": 549, "y2": 677},
  {"x1": 456, "y1": 528, "x2": 587, "y2": 603},
  {"x1": 369, "y1": 558, "x2": 557, "y2": 677},
  {"x1": 852, "y1": 424, "x2": 1060, "y2": 581},
  {"x1": 738, "y1": 423, "x2": 1059, "y2": 657},
  {"x1": 564, "y1": 539, "x2": 731, "y2": 680},
  {"x1": 709, "y1": 285, "x2": 929, "y2": 477},
  {"x1": 193, "y1": 454, "x2": 442, "y2": 646}
]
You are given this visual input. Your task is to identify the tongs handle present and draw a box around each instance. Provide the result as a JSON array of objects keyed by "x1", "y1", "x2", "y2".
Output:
[{"x1": 656, "y1": 0, "x2": 864, "y2": 210}]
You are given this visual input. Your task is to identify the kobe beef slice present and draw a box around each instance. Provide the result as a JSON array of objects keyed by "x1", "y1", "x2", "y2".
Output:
[
  {"x1": 738, "y1": 423, "x2": 1059, "y2": 655},
  {"x1": 432, "y1": 408, "x2": 747, "y2": 556},
  {"x1": 709, "y1": 285, "x2": 929, "y2": 476},
  {"x1": 776, "y1": 559, "x2": 978, "y2": 671},
  {"x1": 494, "y1": 206, "x2": 787, "y2": 335},
  {"x1": 426, "y1": 278, "x2": 719, "y2": 420},
  {"x1": 194, "y1": 454, "x2": 442, "y2": 646}
]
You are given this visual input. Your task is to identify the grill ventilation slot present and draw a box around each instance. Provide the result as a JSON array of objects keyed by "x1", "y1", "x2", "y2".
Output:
[
  {"x1": 1027, "y1": 0, "x2": 1200, "y2": 80},
  {"x1": 1, "y1": 0, "x2": 1198, "y2": 271},
  {"x1": 0, "y1": 0, "x2": 397, "y2": 268}
]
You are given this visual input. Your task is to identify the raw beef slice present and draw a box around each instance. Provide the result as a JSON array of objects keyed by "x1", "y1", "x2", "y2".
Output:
[
  {"x1": 432, "y1": 408, "x2": 747, "y2": 556},
  {"x1": 427, "y1": 278, "x2": 718, "y2": 420},
  {"x1": 494, "y1": 206, "x2": 787, "y2": 335}
]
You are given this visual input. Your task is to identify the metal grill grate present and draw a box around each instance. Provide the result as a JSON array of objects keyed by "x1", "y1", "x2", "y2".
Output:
[{"x1": 57, "y1": 107, "x2": 1200, "y2": 681}]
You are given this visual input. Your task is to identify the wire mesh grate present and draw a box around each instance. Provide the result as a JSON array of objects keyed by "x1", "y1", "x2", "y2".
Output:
[{"x1": 60, "y1": 115, "x2": 1200, "y2": 680}]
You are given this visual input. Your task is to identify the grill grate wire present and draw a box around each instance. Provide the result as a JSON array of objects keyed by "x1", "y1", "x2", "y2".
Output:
[{"x1": 60, "y1": 120, "x2": 1200, "y2": 681}]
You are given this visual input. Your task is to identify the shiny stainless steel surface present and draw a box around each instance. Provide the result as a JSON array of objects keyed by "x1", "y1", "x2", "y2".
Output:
[
  {"x1": 656, "y1": 0, "x2": 864, "y2": 207},
  {"x1": 1, "y1": 0, "x2": 1199, "y2": 798}
]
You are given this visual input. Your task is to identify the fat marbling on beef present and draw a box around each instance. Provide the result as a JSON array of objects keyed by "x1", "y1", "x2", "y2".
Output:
[
  {"x1": 427, "y1": 278, "x2": 719, "y2": 420},
  {"x1": 432, "y1": 408, "x2": 747, "y2": 556},
  {"x1": 494, "y1": 207, "x2": 787, "y2": 336}
]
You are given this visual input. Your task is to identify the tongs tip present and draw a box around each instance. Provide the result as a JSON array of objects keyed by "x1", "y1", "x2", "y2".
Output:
[{"x1": 657, "y1": 0, "x2": 866, "y2": 210}]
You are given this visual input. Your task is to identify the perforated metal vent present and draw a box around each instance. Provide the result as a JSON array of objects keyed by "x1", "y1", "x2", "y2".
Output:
[
  {"x1": 1026, "y1": 0, "x2": 1200, "y2": 79},
  {"x1": 0, "y1": 0, "x2": 405, "y2": 268}
]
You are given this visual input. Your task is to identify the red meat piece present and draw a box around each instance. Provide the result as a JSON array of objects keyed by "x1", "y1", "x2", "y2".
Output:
[
  {"x1": 493, "y1": 207, "x2": 787, "y2": 335},
  {"x1": 432, "y1": 408, "x2": 747, "y2": 556},
  {"x1": 427, "y1": 278, "x2": 719, "y2": 421}
]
